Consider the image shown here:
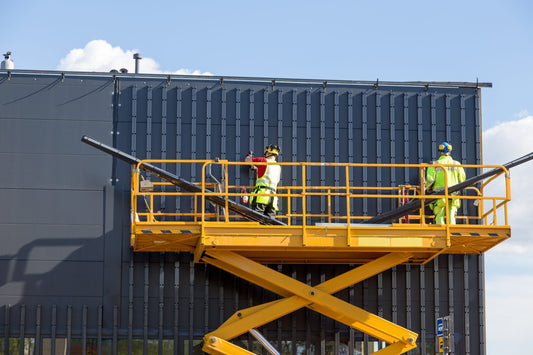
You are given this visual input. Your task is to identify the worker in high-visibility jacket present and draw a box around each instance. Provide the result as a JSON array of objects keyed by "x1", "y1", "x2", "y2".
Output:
[
  {"x1": 244, "y1": 144, "x2": 281, "y2": 219},
  {"x1": 425, "y1": 142, "x2": 466, "y2": 224}
]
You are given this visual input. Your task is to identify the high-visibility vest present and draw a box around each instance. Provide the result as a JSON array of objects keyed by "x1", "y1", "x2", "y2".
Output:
[
  {"x1": 253, "y1": 158, "x2": 281, "y2": 208},
  {"x1": 426, "y1": 155, "x2": 466, "y2": 207},
  {"x1": 426, "y1": 155, "x2": 465, "y2": 190}
]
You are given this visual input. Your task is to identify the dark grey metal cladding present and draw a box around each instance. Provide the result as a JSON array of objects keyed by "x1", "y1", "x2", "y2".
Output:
[
  {"x1": 0, "y1": 71, "x2": 485, "y2": 354},
  {"x1": 116, "y1": 78, "x2": 481, "y2": 221}
]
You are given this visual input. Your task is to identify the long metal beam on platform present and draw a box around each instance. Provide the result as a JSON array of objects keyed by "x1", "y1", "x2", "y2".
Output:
[{"x1": 81, "y1": 135, "x2": 285, "y2": 226}]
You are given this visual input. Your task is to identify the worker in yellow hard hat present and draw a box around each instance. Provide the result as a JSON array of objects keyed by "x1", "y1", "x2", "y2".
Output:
[
  {"x1": 244, "y1": 144, "x2": 281, "y2": 219},
  {"x1": 425, "y1": 142, "x2": 466, "y2": 224}
]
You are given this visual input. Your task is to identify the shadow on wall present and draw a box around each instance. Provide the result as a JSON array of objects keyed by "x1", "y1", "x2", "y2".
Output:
[
  {"x1": 0, "y1": 182, "x2": 127, "y2": 338},
  {"x1": 0, "y1": 235, "x2": 107, "y2": 304}
]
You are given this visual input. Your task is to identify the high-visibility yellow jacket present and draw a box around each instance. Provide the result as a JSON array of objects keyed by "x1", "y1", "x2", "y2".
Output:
[
  {"x1": 251, "y1": 156, "x2": 281, "y2": 209},
  {"x1": 426, "y1": 155, "x2": 466, "y2": 206}
]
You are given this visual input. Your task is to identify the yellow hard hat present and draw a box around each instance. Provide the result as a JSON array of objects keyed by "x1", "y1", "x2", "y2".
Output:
[{"x1": 264, "y1": 144, "x2": 280, "y2": 156}]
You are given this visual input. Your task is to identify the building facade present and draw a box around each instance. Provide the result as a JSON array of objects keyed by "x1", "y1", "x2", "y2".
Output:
[{"x1": 0, "y1": 70, "x2": 488, "y2": 354}]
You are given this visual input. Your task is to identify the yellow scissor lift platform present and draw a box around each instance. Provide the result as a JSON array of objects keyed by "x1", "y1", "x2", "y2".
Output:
[{"x1": 130, "y1": 160, "x2": 511, "y2": 355}]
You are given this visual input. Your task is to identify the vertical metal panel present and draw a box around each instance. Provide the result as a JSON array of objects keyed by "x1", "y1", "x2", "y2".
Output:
[
  {"x1": 67, "y1": 305, "x2": 72, "y2": 355},
  {"x1": 113, "y1": 305, "x2": 118, "y2": 355},
  {"x1": 475, "y1": 91, "x2": 482, "y2": 162},
  {"x1": 392, "y1": 266, "x2": 398, "y2": 325},
  {"x1": 98, "y1": 305, "x2": 103, "y2": 355},
  {"x1": 448, "y1": 255, "x2": 455, "y2": 347},
  {"x1": 35, "y1": 305, "x2": 41, "y2": 355},
  {"x1": 406, "y1": 265, "x2": 412, "y2": 330},
  {"x1": 188, "y1": 259, "x2": 194, "y2": 355},
  {"x1": 146, "y1": 86, "x2": 153, "y2": 159},
  {"x1": 446, "y1": 94, "x2": 452, "y2": 140},
  {"x1": 158, "y1": 254, "x2": 164, "y2": 355},
  {"x1": 320, "y1": 271, "x2": 326, "y2": 354},
  {"x1": 131, "y1": 85, "x2": 138, "y2": 157},
  {"x1": 403, "y1": 94, "x2": 409, "y2": 180},
  {"x1": 277, "y1": 89, "x2": 283, "y2": 150},
  {"x1": 434, "y1": 259, "x2": 440, "y2": 354},
  {"x1": 249, "y1": 89, "x2": 255, "y2": 161},
  {"x1": 417, "y1": 94, "x2": 424, "y2": 162},
  {"x1": 389, "y1": 93, "x2": 396, "y2": 186},
  {"x1": 161, "y1": 87, "x2": 168, "y2": 211},
  {"x1": 420, "y1": 265, "x2": 426, "y2": 354},
  {"x1": 175, "y1": 88, "x2": 183, "y2": 214},
  {"x1": 206, "y1": 88, "x2": 212, "y2": 159},
  {"x1": 161, "y1": 86, "x2": 168, "y2": 160},
  {"x1": 191, "y1": 88, "x2": 197, "y2": 177},
  {"x1": 431, "y1": 94, "x2": 437, "y2": 157},
  {"x1": 3, "y1": 305, "x2": 9, "y2": 354},
  {"x1": 305, "y1": 90, "x2": 312, "y2": 218},
  {"x1": 434, "y1": 259, "x2": 440, "y2": 319},
  {"x1": 263, "y1": 90, "x2": 268, "y2": 149},
  {"x1": 348, "y1": 93, "x2": 355, "y2": 217},
  {"x1": 82, "y1": 305, "x2": 87, "y2": 355},
  {"x1": 221, "y1": 87, "x2": 227, "y2": 160},
  {"x1": 334, "y1": 91, "x2": 340, "y2": 213},
  {"x1": 173, "y1": 259, "x2": 180, "y2": 355},
  {"x1": 128, "y1": 258, "x2": 134, "y2": 355},
  {"x1": 305, "y1": 90, "x2": 311, "y2": 163},
  {"x1": 19, "y1": 305, "x2": 25, "y2": 355},
  {"x1": 291, "y1": 90, "x2": 298, "y2": 218},
  {"x1": 51, "y1": 305, "x2": 57, "y2": 355},
  {"x1": 464, "y1": 255, "x2": 471, "y2": 355},
  {"x1": 143, "y1": 259, "x2": 149, "y2": 355},
  {"x1": 376, "y1": 92, "x2": 382, "y2": 214},
  {"x1": 378, "y1": 273, "x2": 383, "y2": 320},
  {"x1": 235, "y1": 88, "x2": 242, "y2": 186},
  {"x1": 460, "y1": 95, "x2": 467, "y2": 162},
  {"x1": 319, "y1": 89, "x2": 326, "y2": 219},
  {"x1": 203, "y1": 264, "x2": 209, "y2": 336},
  {"x1": 348, "y1": 93, "x2": 354, "y2": 164},
  {"x1": 479, "y1": 255, "x2": 486, "y2": 355},
  {"x1": 362, "y1": 93, "x2": 368, "y2": 215}
]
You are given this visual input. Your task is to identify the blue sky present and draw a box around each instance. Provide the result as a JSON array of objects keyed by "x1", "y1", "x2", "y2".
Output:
[{"x1": 3, "y1": 0, "x2": 533, "y2": 353}]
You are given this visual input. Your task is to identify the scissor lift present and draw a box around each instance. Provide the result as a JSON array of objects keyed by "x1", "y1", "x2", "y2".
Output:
[{"x1": 129, "y1": 159, "x2": 510, "y2": 355}]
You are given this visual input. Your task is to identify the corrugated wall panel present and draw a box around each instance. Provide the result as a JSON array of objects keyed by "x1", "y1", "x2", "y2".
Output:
[{"x1": 0, "y1": 71, "x2": 486, "y2": 354}]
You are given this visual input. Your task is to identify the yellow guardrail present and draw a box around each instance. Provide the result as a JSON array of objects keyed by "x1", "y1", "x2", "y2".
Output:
[{"x1": 130, "y1": 160, "x2": 511, "y2": 228}]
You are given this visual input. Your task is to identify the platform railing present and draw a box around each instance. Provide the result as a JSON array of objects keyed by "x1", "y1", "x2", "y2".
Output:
[{"x1": 130, "y1": 160, "x2": 511, "y2": 229}]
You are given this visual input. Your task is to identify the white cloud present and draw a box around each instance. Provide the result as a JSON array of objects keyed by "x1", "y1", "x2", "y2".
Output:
[
  {"x1": 483, "y1": 115, "x2": 533, "y2": 164},
  {"x1": 483, "y1": 116, "x2": 533, "y2": 354},
  {"x1": 486, "y1": 274, "x2": 533, "y2": 353},
  {"x1": 57, "y1": 40, "x2": 212, "y2": 75}
]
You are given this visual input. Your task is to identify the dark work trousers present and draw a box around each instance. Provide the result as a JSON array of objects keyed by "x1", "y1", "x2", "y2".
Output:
[{"x1": 251, "y1": 198, "x2": 276, "y2": 220}]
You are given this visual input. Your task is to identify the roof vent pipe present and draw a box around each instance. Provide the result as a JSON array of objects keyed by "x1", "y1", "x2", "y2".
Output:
[
  {"x1": 1, "y1": 52, "x2": 14, "y2": 70},
  {"x1": 133, "y1": 53, "x2": 142, "y2": 74}
]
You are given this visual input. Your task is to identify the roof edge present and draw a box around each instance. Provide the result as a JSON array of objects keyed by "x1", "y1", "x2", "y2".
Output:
[{"x1": 0, "y1": 69, "x2": 492, "y2": 88}]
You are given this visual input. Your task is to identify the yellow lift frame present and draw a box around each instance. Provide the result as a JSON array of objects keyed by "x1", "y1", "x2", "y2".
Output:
[{"x1": 129, "y1": 160, "x2": 511, "y2": 354}]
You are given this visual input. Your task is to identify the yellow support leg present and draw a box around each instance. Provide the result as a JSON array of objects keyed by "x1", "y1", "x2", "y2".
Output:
[
  {"x1": 202, "y1": 336, "x2": 257, "y2": 355},
  {"x1": 201, "y1": 251, "x2": 417, "y2": 354}
]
